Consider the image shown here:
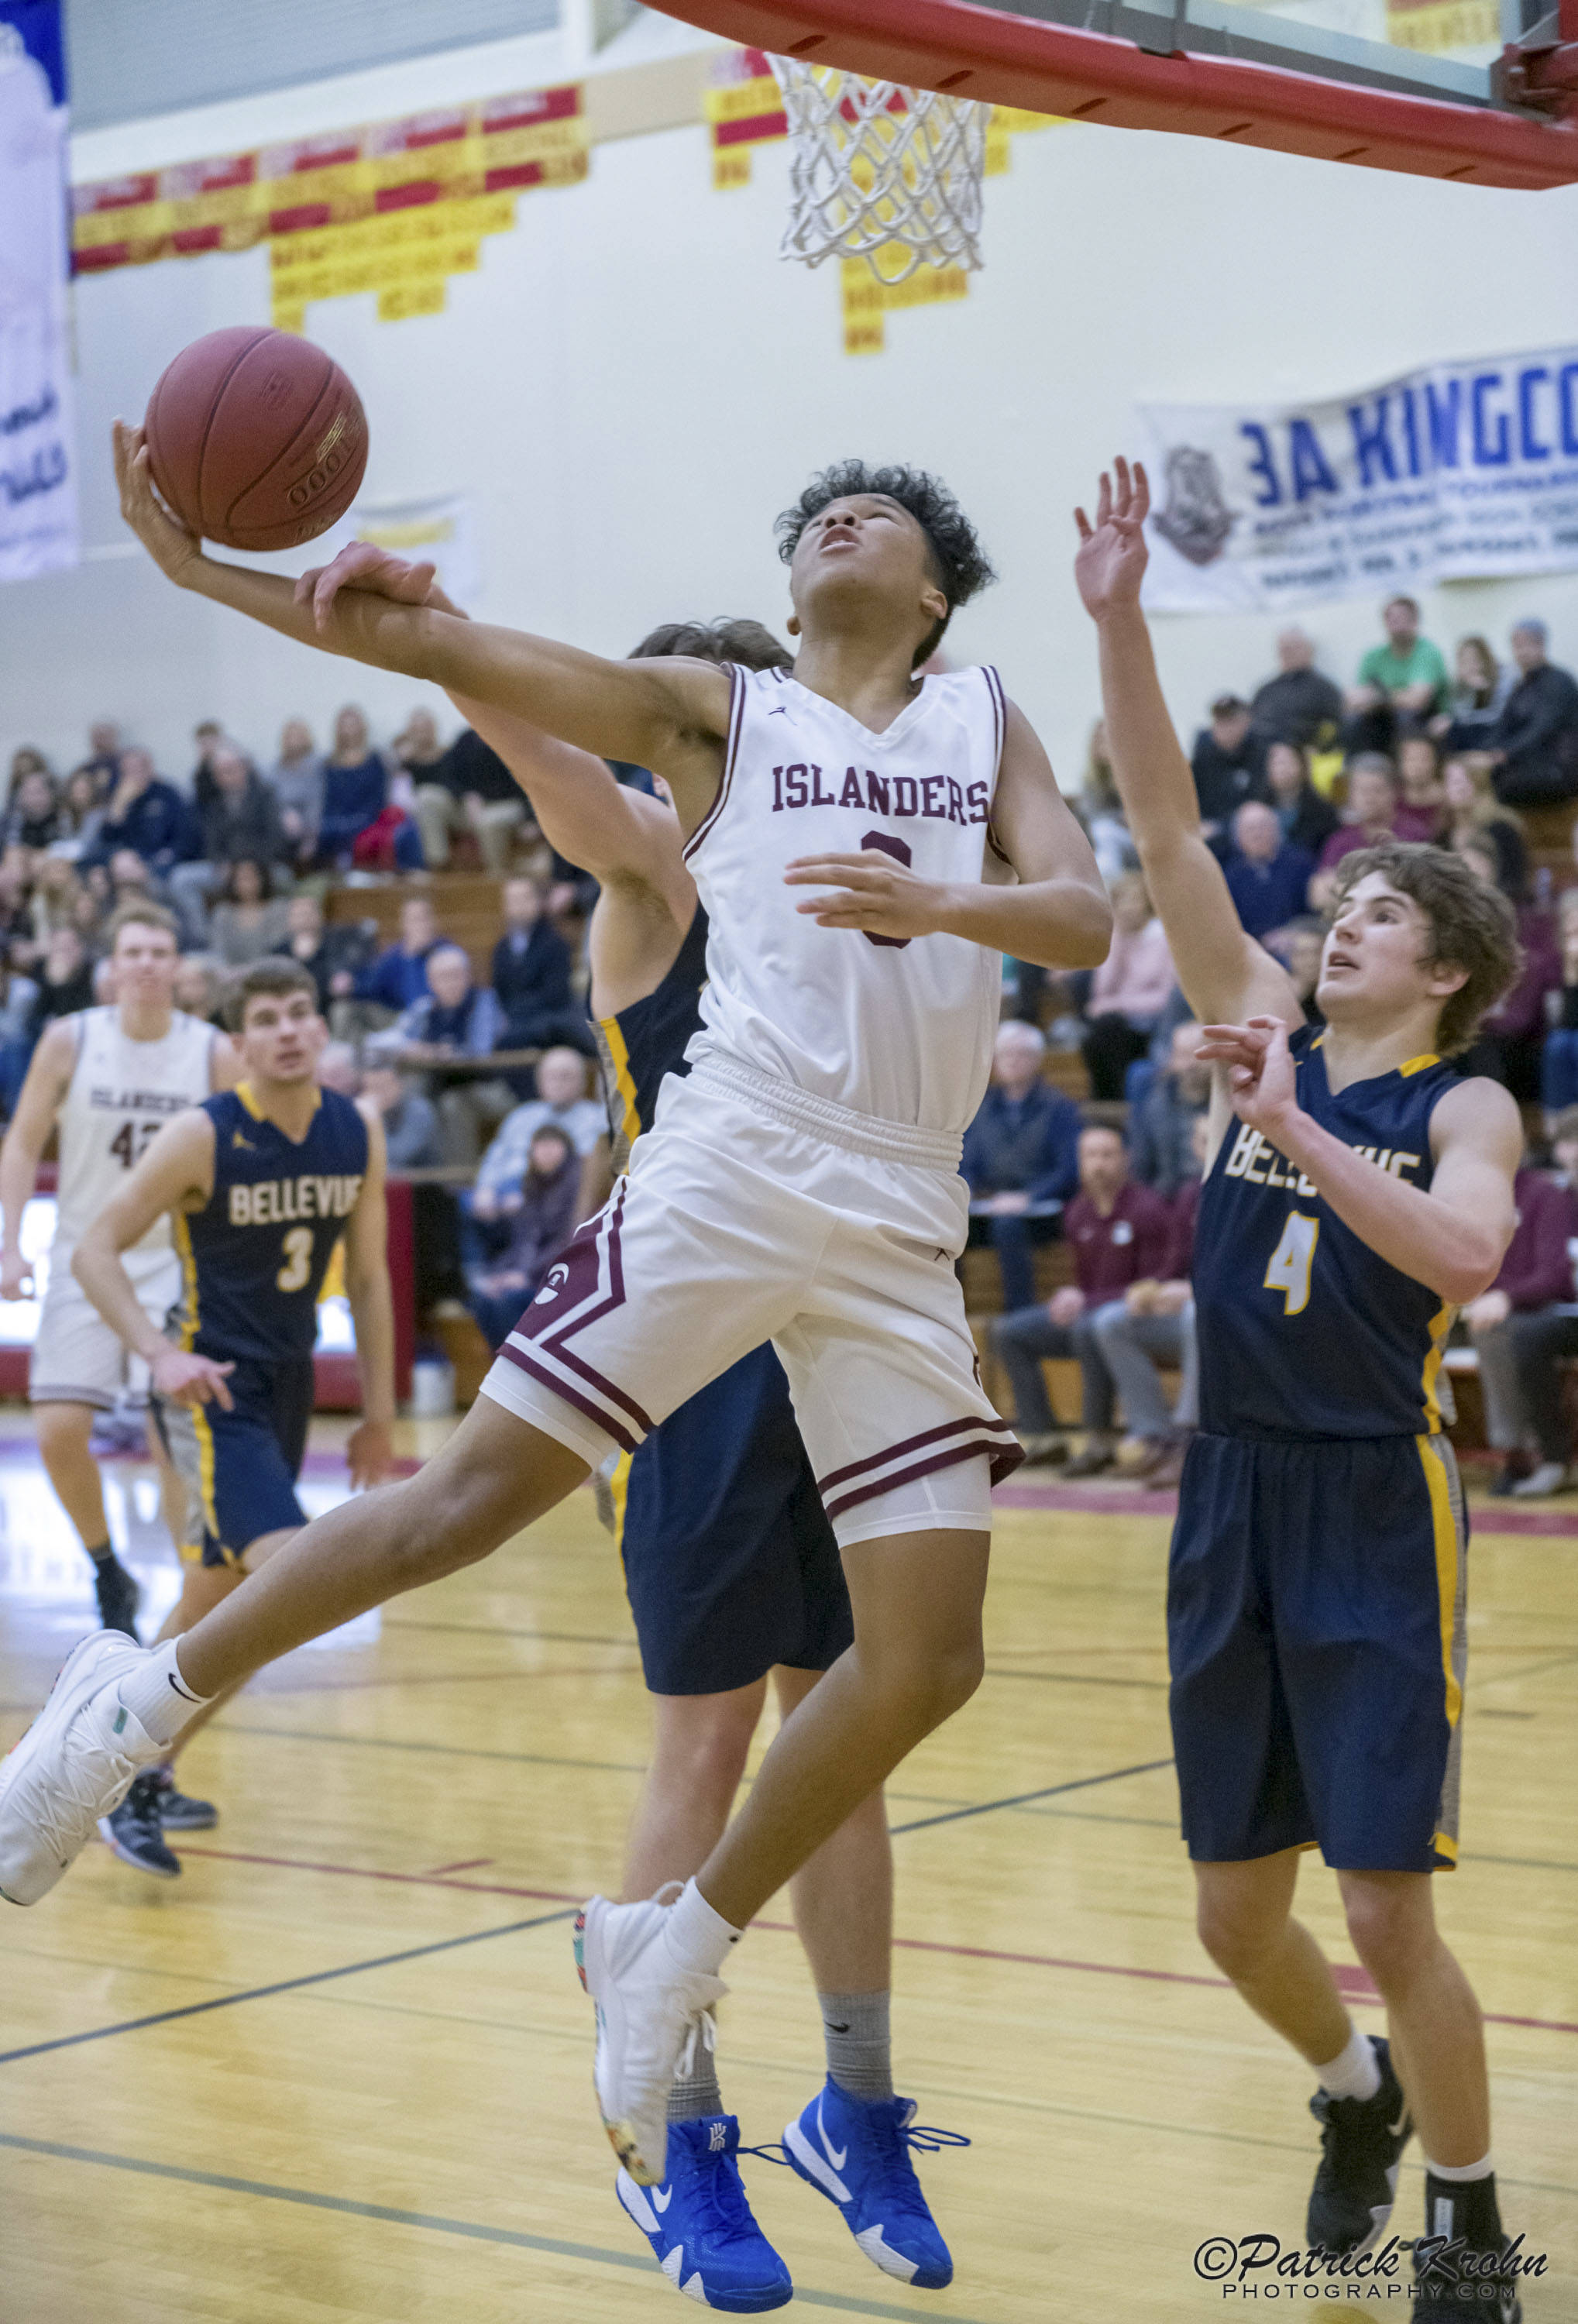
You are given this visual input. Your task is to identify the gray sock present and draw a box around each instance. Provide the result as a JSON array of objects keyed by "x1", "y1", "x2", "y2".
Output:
[
  {"x1": 668, "y1": 2009, "x2": 724, "y2": 2123},
  {"x1": 819, "y1": 1989, "x2": 893, "y2": 2102}
]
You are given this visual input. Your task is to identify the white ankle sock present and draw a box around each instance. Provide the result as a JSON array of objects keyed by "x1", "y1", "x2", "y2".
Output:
[
  {"x1": 1425, "y1": 2152, "x2": 1494, "y2": 2182},
  {"x1": 660, "y1": 1879, "x2": 741, "y2": 1978},
  {"x1": 115, "y1": 1640, "x2": 210, "y2": 1751},
  {"x1": 1315, "y1": 2026, "x2": 1382, "y2": 2102}
]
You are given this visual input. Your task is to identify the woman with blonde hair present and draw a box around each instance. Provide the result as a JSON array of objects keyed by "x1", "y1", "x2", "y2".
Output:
[
  {"x1": 1081, "y1": 870, "x2": 1177, "y2": 1098},
  {"x1": 1439, "y1": 755, "x2": 1526, "y2": 899}
]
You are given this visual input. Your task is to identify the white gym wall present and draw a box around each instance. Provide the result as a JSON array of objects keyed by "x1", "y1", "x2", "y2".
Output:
[{"x1": 5, "y1": 10, "x2": 1577, "y2": 789}]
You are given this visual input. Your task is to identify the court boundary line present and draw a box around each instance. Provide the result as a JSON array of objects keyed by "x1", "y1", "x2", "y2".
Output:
[{"x1": 0, "y1": 2131, "x2": 992, "y2": 2323}]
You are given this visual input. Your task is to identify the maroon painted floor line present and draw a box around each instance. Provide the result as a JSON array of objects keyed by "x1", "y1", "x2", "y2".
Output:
[{"x1": 170, "y1": 1843, "x2": 1578, "y2": 2039}]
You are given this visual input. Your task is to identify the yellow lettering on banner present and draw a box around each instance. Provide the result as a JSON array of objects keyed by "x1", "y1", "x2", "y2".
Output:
[
  {"x1": 713, "y1": 150, "x2": 754, "y2": 190},
  {"x1": 1386, "y1": 0, "x2": 1498, "y2": 49},
  {"x1": 272, "y1": 300, "x2": 305, "y2": 333},
  {"x1": 705, "y1": 77, "x2": 784, "y2": 125},
  {"x1": 380, "y1": 279, "x2": 448, "y2": 322},
  {"x1": 74, "y1": 201, "x2": 176, "y2": 249}
]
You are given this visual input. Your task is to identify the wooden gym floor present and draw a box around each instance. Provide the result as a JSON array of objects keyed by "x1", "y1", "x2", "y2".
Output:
[{"x1": 0, "y1": 1419, "x2": 1573, "y2": 2322}]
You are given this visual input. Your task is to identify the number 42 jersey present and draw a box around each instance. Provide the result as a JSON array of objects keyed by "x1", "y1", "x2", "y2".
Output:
[
  {"x1": 172, "y1": 1085, "x2": 368, "y2": 1363},
  {"x1": 1192, "y1": 1028, "x2": 1461, "y2": 1439}
]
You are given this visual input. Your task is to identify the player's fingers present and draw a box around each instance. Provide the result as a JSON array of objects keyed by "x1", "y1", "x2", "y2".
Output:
[
  {"x1": 294, "y1": 566, "x2": 324, "y2": 604},
  {"x1": 1132, "y1": 460, "x2": 1151, "y2": 521},
  {"x1": 1095, "y1": 471, "x2": 1112, "y2": 528},
  {"x1": 1074, "y1": 507, "x2": 1092, "y2": 541},
  {"x1": 1114, "y1": 454, "x2": 1131, "y2": 516}
]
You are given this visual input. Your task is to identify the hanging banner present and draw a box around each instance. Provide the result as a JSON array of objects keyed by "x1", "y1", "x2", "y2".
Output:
[
  {"x1": 1138, "y1": 342, "x2": 1578, "y2": 613},
  {"x1": 0, "y1": 0, "x2": 77, "y2": 583}
]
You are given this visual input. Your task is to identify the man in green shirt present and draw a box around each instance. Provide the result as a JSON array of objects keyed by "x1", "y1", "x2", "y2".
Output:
[{"x1": 1345, "y1": 594, "x2": 1449, "y2": 755}]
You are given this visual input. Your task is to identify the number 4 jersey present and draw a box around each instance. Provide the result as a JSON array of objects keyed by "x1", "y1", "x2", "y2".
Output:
[
  {"x1": 54, "y1": 1006, "x2": 218, "y2": 1285},
  {"x1": 1192, "y1": 1026, "x2": 1461, "y2": 1439},
  {"x1": 172, "y1": 1085, "x2": 368, "y2": 1363}
]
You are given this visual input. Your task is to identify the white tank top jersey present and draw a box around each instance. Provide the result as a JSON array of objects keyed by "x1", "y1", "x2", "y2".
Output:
[
  {"x1": 54, "y1": 1007, "x2": 216, "y2": 1267},
  {"x1": 682, "y1": 663, "x2": 1014, "y2": 1135}
]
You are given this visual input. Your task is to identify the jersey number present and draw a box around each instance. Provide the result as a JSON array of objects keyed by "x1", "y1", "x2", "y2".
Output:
[
  {"x1": 277, "y1": 1226, "x2": 313, "y2": 1294},
  {"x1": 1264, "y1": 1212, "x2": 1319, "y2": 1317},
  {"x1": 109, "y1": 1121, "x2": 160, "y2": 1168}
]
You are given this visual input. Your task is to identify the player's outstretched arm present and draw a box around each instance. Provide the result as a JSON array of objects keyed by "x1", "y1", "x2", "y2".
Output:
[
  {"x1": 1200, "y1": 1018, "x2": 1520, "y2": 1301},
  {"x1": 344, "y1": 1105, "x2": 397, "y2": 1490},
  {"x1": 112, "y1": 425, "x2": 731, "y2": 816},
  {"x1": 0, "y1": 1021, "x2": 77, "y2": 1298},
  {"x1": 70, "y1": 1111, "x2": 236, "y2": 1405},
  {"x1": 1074, "y1": 460, "x2": 1301, "y2": 1030}
]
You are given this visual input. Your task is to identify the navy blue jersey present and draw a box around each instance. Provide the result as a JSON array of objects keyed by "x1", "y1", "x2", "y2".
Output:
[
  {"x1": 174, "y1": 1085, "x2": 368, "y2": 1363},
  {"x1": 1193, "y1": 1029, "x2": 1459, "y2": 1439},
  {"x1": 593, "y1": 904, "x2": 708, "y2": 1170}
]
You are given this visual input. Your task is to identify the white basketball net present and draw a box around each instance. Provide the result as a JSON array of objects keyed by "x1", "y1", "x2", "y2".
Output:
[{"x1": 769, "y1": 59, "x2": 988, "y2": 286}]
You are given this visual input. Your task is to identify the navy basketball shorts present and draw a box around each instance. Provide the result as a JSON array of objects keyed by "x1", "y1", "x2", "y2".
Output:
[
  {"x1": 614, "y1": 1342, "x2": 854, "y2": 1696},
  {"x1": 155, "y1": 1355, "x2": 315, "y2": 1567},
  {"x1": 1167, "y1": 1430, "x2": 1468, "y2": 1875}
]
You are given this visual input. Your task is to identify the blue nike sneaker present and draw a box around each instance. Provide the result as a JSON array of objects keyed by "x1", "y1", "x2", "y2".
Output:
[
  {"x1": 617, "y1": 2113, "x2": 793, "y2": 2312},
  {"x1": 782, "y1": 2079, "x2": 966, "y2": 2289}
]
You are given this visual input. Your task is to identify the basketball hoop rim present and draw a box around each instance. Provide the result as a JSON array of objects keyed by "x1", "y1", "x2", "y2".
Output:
[{"x1": 658, "y1": 0, "x2": 1578, "y2": 189}]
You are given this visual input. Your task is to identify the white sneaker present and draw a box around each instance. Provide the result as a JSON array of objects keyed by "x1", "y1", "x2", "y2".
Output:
[
  {"x1": 1509, "y1": 1460, "x2": 1569, "y2": 1498},
  {"x1": 0, "y1": 1632, "x2": 163, "y2": 1905},
  {"x1": 574, "y1": 1893, "x2": 727, "y2": 2188}
]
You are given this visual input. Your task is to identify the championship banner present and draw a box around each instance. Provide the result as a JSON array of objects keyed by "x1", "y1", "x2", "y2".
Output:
[
  {"x1": 1138, "y1": 343, "x2": 1578, "y2": 613},
  {"x1": 0, "y1": 0, "x2": 77, "y2": 583}
]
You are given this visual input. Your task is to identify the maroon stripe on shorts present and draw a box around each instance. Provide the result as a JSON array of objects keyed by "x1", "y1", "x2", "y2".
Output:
[
  {"x1": 823, "y1": 1435, "x2": 1009, "y2": 1524},
  {"x1": 497, "y1": 1339, "x2": 638, "y2": 1456},
  {"x1": 817, "y1": 1412, "x2": 1016, "y2": 1495}
]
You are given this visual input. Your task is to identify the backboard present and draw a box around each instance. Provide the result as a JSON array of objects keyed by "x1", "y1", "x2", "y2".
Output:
[{"x1": 652, "y1": 0, "x2": 1578, "y2": 187}]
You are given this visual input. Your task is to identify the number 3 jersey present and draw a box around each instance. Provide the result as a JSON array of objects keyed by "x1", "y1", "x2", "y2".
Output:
[
  {"x1": 172, "y1": 1085, "x2": 368, "y2": 1363},
  {"x1": 55, "y1": 1006, "x2": 217, "y2": 1284},
  {"x1": 1192, "y1": 1026, "x2": 1460, "y2": 1439}
]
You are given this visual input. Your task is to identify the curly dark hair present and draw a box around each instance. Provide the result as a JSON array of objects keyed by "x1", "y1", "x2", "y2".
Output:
[
  {"x1": 775, "y1": 461, "x2": 996, "y2": 669},
  {"x1": 630, "y1": 618, "x2": 792, "y2": 673},
  {"x1": 1326, "y1": 841, "x2": 1521, "y2": 1054}
]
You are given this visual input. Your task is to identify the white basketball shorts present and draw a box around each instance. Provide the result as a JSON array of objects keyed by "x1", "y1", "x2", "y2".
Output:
[
  {"x1": 480, "y1": 1050, "x2": 1023, "y2": 1546},
  {"x1": 30, "y1": 1250, "x2": 180, "y2": 1412}
]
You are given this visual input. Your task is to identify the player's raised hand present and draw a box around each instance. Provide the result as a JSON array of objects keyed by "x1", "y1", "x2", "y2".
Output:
[
  {"x1": 1073, "y1": 456, "x2": 1150, "y2": 621},
  {"x1": 111, "y1": 420, "x2": 201, "y2": 585},
  {"x1": 294, "y1": 541, "x2": 466, "y2": 632},
  {"x1": 784, "y1": 849, "x2": 947, "y2": 942},
  {"x1": 1196, "y1": 1015, "x2": 1300, "y2": 1140},
  {"x1": 150, "y1": 1346, "x2": 235, "y2": 1411},
  {"x1": 346, "y1": 1418, "x2": 397, "y2": 1491},
  {"x1": 0, "y1": 1252, "x2": 33, "y2": 1301}
]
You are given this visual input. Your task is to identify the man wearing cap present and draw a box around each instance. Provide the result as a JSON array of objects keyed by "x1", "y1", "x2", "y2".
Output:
[{"x1": 1485, "y1": 619, "x2": 1578, "y2": 806}]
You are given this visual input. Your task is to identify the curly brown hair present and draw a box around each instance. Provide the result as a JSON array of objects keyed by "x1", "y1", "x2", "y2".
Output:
[{"x1": 1326, "y1": 842, "x2": 1521, "y2": 1054}]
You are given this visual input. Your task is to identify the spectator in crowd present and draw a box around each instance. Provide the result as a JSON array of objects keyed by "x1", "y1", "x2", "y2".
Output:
[
  {"x1": 265, "y1": 718, "x2": 326, "y2": 868},
  {"x1": 1249, "y1": 628, "x2": 1344, "y2": 754},
  {"x1": 1317, "y1": 755, "x2": 1402, "y2": 874},
  {"x1": 1189, "y1": 693, "x2": 1261, "y2": 837},
  {"x1": 316, "y1": 1040, "x2": 362, "y2": 1097},
  {"x1": 412, "y1": 723, "x2": 528, "y2": 875},
  {"x1": 465, "y1": 1122, "x2": 580, "y2": 1350},
  {"x1": 378, "y1": 942, "x2": 512, "y2": 1167},
  {"x1": 1343, "y1": 594, "x2": 1449, "y2": 754},
  {"x1": 208, "y1": 858, "x2": 294, "y2": 968},
  {"x1": 1092, "y1": 1110, "x2": 1208, "y2": 1487},
  {"x1": 187, "y1": 720, "x2": 230, "y2": 819},
  {"x1": 491, "y1": 875, "x2": 591, "y2": 1053},
  {"x1": 272, "y1": 892, "x2": 366, "y2": 1020},
  {"x1": 962, "y1": 1019, "x2": 1081, "y2": 1309},
  {"x1": 1274, "y1": 916, "x2": 1328, "y2": 1029},
  {"x1": 1222, "y1": 799, "x2": 1315, "y2": 941},
  {"x1": 1484, "y1": 618, "x2": 1578, "y2": 806},
  {"x1": 25, "y1": 858, "x2": 81, "y2": 954},
  {"x1": 1130, "y1": 1019, "x2": 1210, "y2": 1196},
  {"x1": 1077, "y1": 721, "x2": 1136, "y2": 885},
  {"x1": 77, "y1": 720, "x2": 122, "y2": 794},
  {"x1": 3, "y1": 765, "x2": 60, "y2": 852},
  {"x1": 316, "y1": 706, "x2": 394, "y2": 867},
  {"x1": 0, "y1": 952, "x2": 41, "y2": 1114},
  {"x1": 989, "y1": 1121, "x2": 1171, "y2": 1472},
  {"x1": 52, "y1": 768, "x2": 105, "y2": 862},
  {"x1": 1081, "y1": 872, "x2": 1175, "y2": 1099},
  {"x1": 28, "y1": 927, "x2": 94, "y2": 1033},
  {"x1": 1501, "y1": 1109, "x2": 1578, "y2": 1497},
  {"x1": 88, "y1": 747, "x2": 194, "y2": 876},
  {"x1": 1541, "y1": 893, "x2": 1578, "y2": 1119},
  {"x1": 473, "y1": 1046, "x2": 607, "y2": 1219},
  {"x1": 1259, "y1": 739, "x2": 1339, "y2": 857},
  {"x1": 1430, "y1": 634, "x2": 1512, "y2": 756},
  {"x1": 394, "y1": 706, "x2": 446, "y2": 786},
  {"x1": 7, "y1": 745, "x2": 52, "y2": 794},
  {"x1": 1439, "y1": 756, "x2": 1527, "y2": 900},
  {"x1": 1451, "y1": 830, "x2": 1556, "y2": 1100},
  {"x1": 359, "y1": 893, "x2": 439, "y2": 1015},
  {"x1": 170, "y1": 744, "x2": 291, "y2": 938},
  {"x1": 1394, "y1": 734, "x2": 1448, "y2": 842},
  {"x1": 1463, "y1": 1129, "x2": 1578, "y2": 1495},
  {"x1": 360, "y1": 1060, "x2": 442, "y2": 1171},
  {"x1": 173, "y1": 955, "x2": 227, "y2": 1029}
]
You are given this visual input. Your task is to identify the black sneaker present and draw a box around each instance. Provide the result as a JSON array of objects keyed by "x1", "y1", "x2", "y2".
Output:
[
  {"x1": 92, "y1": 1555, "x2": 141, "y2": 1641},
  {"x1": 150, "y1": 1765, "x2": 218, "y2": 1831},
  {"x1": 1413, "y1": 2237, "x2": 1524, "y2": 2319},
  {"x1": 1306, "y1": 2036, "x2": 1411, "y2": 2254},
  {"x1": 98, "y1": 1771, "x2": 181, "y2": 1879}
]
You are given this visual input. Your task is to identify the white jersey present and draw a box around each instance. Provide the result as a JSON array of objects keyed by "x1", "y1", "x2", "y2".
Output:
[
  {"x1": 682, "y1": 663, "x2": 1012, "y2": 1134},
  {"x1": 54, "y1": 1007, "x2": 217, "y2": 1279}
]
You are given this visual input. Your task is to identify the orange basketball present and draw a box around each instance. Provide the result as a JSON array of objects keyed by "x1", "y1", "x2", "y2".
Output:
[{"x1": 144, "y1": 326, "x2": 368, "y2": 552}]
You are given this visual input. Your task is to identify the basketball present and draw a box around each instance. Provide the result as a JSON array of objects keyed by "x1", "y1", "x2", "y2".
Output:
[{"x1": 143, "y1": 326, "x2": 368, "y2": 553}]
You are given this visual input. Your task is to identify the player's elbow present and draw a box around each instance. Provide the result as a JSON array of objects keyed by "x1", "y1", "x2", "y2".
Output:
[
  {"x1": 1026, "y1": 885, "x2": 1112, "y2": 971},
  {"x1": 1435, "y1": 1230, "x2": 1510, "y2": 1306}
]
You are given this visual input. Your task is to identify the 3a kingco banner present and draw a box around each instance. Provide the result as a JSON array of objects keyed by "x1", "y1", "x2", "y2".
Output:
[
  {"x1": 0, "y1": 0, "x2": 76, "y2": 584},
  {"x1": 1139, "y1": 345, "x2": 1578, "y2": 614}
]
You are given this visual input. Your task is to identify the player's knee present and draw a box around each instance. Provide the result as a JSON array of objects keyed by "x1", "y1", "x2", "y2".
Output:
[
  {"x1": 1195, "y1": 1895, "x2": 1280, "y2": 1984},
  {"x1": 655, "y1": 1706, "x2": 757, "y2": 1810},
  {"x1": 864, "y1": 1628, "x2": 983, "y2": 1732},
  {"x1": 1341, "y1": 1886, "x2": 1432, "y2": 1990}
]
